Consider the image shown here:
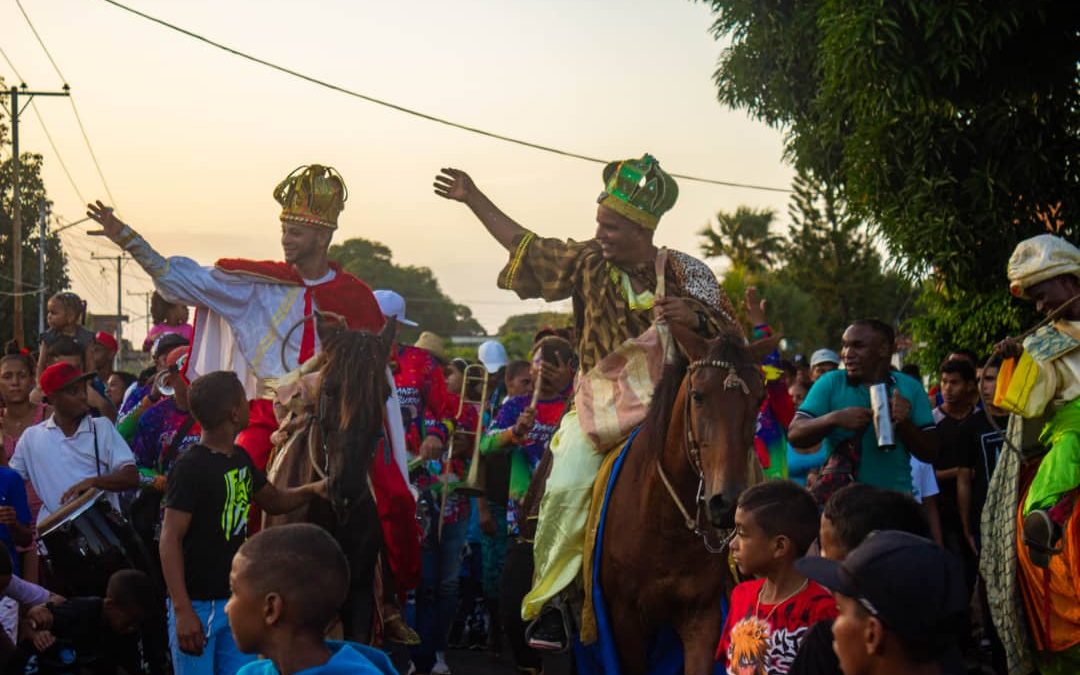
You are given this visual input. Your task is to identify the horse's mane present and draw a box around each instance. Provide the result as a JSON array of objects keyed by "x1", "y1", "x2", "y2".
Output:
[
  {"x1": 642, "y1": 327, "x2": 753, "y2": 456},
  {"x1": 318, "y1": 330, "x2": 390, "y2": 433}
]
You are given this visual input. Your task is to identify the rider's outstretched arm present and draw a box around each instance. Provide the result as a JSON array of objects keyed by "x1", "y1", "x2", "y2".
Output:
[
  {"x1": 434, "y1": 168, "x2": 525, "y2": 252},
  {"x1": 85, "y1": 201, "x2": 251, "y2": 325}
]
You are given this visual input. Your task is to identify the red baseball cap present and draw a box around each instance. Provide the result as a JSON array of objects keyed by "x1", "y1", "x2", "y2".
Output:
[
  {"x1": 39, "y1": 362, "x2": 95, "y2": 399},
  {"x1": 94, "y1": 331, "x2": 119, "y2": 353}
]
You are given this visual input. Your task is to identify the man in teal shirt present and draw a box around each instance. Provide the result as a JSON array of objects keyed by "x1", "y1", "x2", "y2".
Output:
[{"x1": 789, "y1": 319, "x2": 940, "y2": 493}]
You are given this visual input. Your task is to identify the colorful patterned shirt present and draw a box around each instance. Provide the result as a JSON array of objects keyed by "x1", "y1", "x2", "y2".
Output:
[
  {"x1": 131, "y1": 398, "x2": 201, "y2": 478},
  {"x1": 481, "y1": 393, "x2": 569, "y2": 534},
  {"x1": 498, "y1": 233, "x2": 737, "y2": 374}
]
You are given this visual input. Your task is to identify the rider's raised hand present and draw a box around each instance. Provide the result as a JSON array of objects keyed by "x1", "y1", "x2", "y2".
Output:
[
  {"x1": 86, "y1": 201, "x2": 126, "y2": 241},
  {"x1": 433, "y1": 168, "x2": 476, "y2": 203},
  {"x1": 744, "y1": 286, "x2": 767, "y2": 327}
]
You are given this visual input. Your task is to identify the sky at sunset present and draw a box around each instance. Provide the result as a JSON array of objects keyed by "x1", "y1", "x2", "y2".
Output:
[{"x1": 3, "y1": 0, "x2": 794, "y2": 348}]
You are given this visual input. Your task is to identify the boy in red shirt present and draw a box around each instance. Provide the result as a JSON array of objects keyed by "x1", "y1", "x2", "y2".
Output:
[{"x1": 717, "y1": 481, "x2": 837, "y2": 674}]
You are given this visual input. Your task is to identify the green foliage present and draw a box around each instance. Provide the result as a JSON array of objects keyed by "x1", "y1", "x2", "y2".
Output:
[
  {"x1": 699, "y1": 206, "x2": 784, "y2": 272},
  {"x1": 705, "y1": 169, "x2": 915, "y2": 355},
  {"x1": 905, "y1": 283, "x2": 1035, "y2": 373},
  {"x1": 496, "y1": 311, "x2": 573, "y2": 361},
  {"x1": 328, "y1": 237, "x2": 484, "y2": 343},
  {"x1": 703, "y1": 0, "x2": 1080, "y2": 358},
  {"x1": 0, "y1": 78, "x2": 71, "y2": 346}
]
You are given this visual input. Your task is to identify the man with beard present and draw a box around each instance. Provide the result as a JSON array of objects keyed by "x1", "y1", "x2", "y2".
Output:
[{"x1": 789, "y1": 319, "x2": 940, "y2": 494}]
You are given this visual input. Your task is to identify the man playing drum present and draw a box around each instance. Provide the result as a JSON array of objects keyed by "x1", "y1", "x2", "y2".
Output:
[
  {"x1": 11, "y1": 362, "x2": 138, "y2": 526},
  {"x1": 435, "y1": 154, "x2": 736, "y2": 650}
]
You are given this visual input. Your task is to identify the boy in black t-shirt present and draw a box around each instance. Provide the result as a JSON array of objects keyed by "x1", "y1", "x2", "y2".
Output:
[{"x1": 160, "y1": 371, "x2": 327, "y2": 675}]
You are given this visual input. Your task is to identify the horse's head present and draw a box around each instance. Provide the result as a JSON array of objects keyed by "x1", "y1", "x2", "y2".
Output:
[
  {"x1": 672, "y1": 323, "x2": 766, "y2": 529},
  {"x1": 316, "y1": 327, "x2": 394, "y2": 515}
]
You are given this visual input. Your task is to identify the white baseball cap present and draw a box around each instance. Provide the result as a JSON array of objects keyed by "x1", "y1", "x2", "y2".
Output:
[
  {"x1": 478, "y1": 340, "x2": 508, "y2": 374},
  {"x1": 374, "y1": 290, "x2": 418, "y2": 327}
]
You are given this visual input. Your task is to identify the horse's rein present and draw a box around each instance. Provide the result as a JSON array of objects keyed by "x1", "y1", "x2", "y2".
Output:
[{"x1": 654, "y1": 358, "x2": 759, "y2": 554}]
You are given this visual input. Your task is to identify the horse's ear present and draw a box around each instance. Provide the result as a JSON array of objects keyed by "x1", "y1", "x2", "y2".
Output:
[
  {"x1": 747, "y1": 335, "x2": 782, "y2": 364},
  {"x1": 668, "y1": 321, "x2": 709, "y2": 362}
]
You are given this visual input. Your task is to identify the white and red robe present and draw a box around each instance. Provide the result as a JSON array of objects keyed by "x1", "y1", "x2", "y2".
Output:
[{"x1": 123, "y1": 235, "x2": 421, "y2": 588}]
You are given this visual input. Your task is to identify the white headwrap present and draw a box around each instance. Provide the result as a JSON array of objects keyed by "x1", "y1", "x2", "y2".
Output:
[{"x1": 1007, "y1": 234, "x2": 1080, "y2": 298}]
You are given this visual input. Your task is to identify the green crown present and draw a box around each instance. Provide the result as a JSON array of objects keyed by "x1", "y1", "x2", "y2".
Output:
[{"x1": 598, "y1": 154, "x2": 678, "y2": 230}]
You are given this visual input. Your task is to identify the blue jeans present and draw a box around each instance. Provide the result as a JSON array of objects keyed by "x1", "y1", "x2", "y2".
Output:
[
  {"x1": 411, "y1": 517, "x2": 468, "y2": 669},
  {"x1": 168, "y1": 599, "x2": 254, "y2": 675}
]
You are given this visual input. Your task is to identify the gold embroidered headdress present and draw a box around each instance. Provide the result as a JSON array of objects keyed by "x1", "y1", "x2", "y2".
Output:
[{"x1": 273, "y1": 164, "x2": 348, "y2": 229}]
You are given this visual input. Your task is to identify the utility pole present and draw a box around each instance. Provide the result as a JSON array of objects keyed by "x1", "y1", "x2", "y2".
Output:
[
  {"x1": 128, "y1": 290, "x2": 152, "y2": 335},
  {"x1": 37, "y1": 200, "x2": 46, "y2": 337},
  {"x1": 1, "y1": 85, "x2": 70, "y2": 347},
  {"x1": 91, "y1": 253, "x2": 130, "y2": 365}
]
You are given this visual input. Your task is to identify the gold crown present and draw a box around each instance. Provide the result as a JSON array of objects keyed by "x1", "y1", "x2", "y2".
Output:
[{"x1": 273, "y1": 165, "x2": 348, "y2": 229}]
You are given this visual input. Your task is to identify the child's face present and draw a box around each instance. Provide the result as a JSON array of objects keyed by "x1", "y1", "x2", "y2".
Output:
[
  {"x1": 166, "y1": 304, "x2": 189, "y2": 325},
  {"x1": 46, "y1": 298, "x2": 77, "y2": 331},
  {"x1": 226, "y1": 554, "x2": 264, "y2": 654},
  {"x1": 506, "y1": 370, "x2": 533, "y2": 398},
  {"x1": 729, "y1": 506, "x2": 780, "y2": 577},
  {"x1": 102, "y1": 599, "x2": 142, "y2": 635},
  {"x1": 819, "y1": 515, "x2": 849, "y2": 561}
]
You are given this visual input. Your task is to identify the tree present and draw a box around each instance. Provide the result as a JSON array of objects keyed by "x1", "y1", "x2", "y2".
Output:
[
  {"x1": 328, "y1": 237, "x2": 484, "y2": 342},
  {"x1": 496, "y1": 311, "x2": 573, "y2": 360},
  {"x1": 699, "y1": 206, "x2": 784, "y2": 272},
  {"x1": 704, "y1": 0, "x2": 1080, "y2": 359},
  {"x1": 0, "y1": 78, "x2": 71, "y2": 346},
  {"x1": 702, "y1": 169, "x2": 915, "y2": 355},
  {"x1": 780, "y1": 168, "x2": 914, "y2": 348}
]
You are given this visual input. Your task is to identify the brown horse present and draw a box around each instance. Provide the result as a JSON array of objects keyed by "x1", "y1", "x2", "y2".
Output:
[
  {"x1": 264, "y1": 326, "x2": 392, "y2": 641},
  {"x1": 598, "y1": 325, "x2": 766, "y2": 675}
]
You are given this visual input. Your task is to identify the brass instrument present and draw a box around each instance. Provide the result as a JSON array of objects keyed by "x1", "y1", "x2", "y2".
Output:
[{"x1": 438, "y1": 364, "x2": 488, "y2": 540}]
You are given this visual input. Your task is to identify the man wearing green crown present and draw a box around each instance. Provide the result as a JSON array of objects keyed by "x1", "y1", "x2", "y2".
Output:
[{"x1": 435, "y1": 155, "x2": 737, "y2": 651}]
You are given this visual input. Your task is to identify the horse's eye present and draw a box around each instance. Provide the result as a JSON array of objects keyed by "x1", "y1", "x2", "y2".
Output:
[{"x1": 690, "y1": 390, "x2": 705, "y2": 405}]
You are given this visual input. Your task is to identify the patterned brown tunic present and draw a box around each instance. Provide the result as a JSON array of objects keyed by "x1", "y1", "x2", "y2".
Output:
[{"x1": 497, "y1": 231, "x2": 738, "y2": 374}]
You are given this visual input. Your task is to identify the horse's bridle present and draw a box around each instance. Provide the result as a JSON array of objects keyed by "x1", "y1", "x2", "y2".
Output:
[{"x1": 655, "y1": 358, "x2": 759, "y2": 554}]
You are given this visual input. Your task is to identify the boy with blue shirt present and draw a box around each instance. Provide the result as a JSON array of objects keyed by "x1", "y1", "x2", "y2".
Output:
[
  {"x1": 227, "y1": 524, "x2": 394, "y2": 675},
  {"x1": 789, "y1": 319, "x2": 939, "y2": 494}
]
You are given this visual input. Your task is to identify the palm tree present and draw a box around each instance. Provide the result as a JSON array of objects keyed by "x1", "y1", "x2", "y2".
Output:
[{"x1": 699, "y1": 206, "x2": 783, "y2": 272}]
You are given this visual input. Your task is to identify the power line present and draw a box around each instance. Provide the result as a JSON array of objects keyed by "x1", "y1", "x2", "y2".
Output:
[
  {"x1": 15, "y1": 0, "x2": 119, "y2": 206},
  {"x1": 0, "y1": 43, "x2": 87, "y2": 203},
  {"x1": 99, "y1": 0, "x2": 792, "y2": 194},
  {"x1": 0, "y1": 45, "x2": 25, "y2": 83}
]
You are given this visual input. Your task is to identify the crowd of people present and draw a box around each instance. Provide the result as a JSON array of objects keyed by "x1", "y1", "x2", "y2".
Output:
[{"x1": 0, "y1": 157, "x2": 1075, "y2": 675}]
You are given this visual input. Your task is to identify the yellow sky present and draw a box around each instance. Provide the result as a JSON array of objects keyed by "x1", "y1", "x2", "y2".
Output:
[{"x1": 3, "y1": 0, "x2": 794, "y2": 347}]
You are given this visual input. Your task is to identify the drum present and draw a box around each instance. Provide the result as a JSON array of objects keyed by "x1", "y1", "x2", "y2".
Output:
[{"x1": 39, "y1": 491, "x2": 143, "y2": 597}]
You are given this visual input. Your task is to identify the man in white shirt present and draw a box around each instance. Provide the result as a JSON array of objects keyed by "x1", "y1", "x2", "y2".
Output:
[{"x1": 11, "y1": 363, "x2": 138, "y2": 525}]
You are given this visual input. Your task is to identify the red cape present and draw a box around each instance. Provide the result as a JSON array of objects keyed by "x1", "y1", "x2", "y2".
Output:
[{"x1": 214, "y1": 259, "x2": 385, "y2": 332}]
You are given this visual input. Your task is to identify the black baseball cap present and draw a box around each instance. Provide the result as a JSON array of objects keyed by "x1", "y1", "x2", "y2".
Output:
[
  {"x1": 152, "y1": 333, "x2": 190, "y2": 360},
  {"x1": 796, "y1": 530, "x2": 967, "y2": 641}
]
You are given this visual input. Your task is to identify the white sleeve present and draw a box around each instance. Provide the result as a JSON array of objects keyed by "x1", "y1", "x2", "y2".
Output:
[
  {"x1": 120, "y1": 228, "x2": 256, "y2": 326},
  {"x1": 8, "y1": 435, "x2": 28, "y2": 481},
  {"x1": 97, "y1": 419, "x2": 136, "y2": 471},
  {"x1": 4, "y1": 575, "x2": 50, "y2": 606}
]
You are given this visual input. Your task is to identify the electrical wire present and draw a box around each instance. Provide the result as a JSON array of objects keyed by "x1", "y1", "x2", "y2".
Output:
[
  {"x1": 99, "y1": 0, "x2": 792, "y2": 194},
  {"x1": 0, "y1": 43, "x2": 87, "y2": 204},
  {"x1": 15, "y1": 0, "x2": 119, "y2": 206}
]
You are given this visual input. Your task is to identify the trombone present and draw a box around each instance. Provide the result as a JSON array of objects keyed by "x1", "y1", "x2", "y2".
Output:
[{"x1": 438, "y1": 363, "x2": 488, "y2": 541}]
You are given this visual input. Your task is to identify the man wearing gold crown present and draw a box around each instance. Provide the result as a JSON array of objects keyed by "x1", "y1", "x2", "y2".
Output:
[
  {"x1": 435, "y1": 154, "x2": 738, "y2": 651},
  {"x1": 85, "y1": 165, "x2": 419, "y2": 645}
]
